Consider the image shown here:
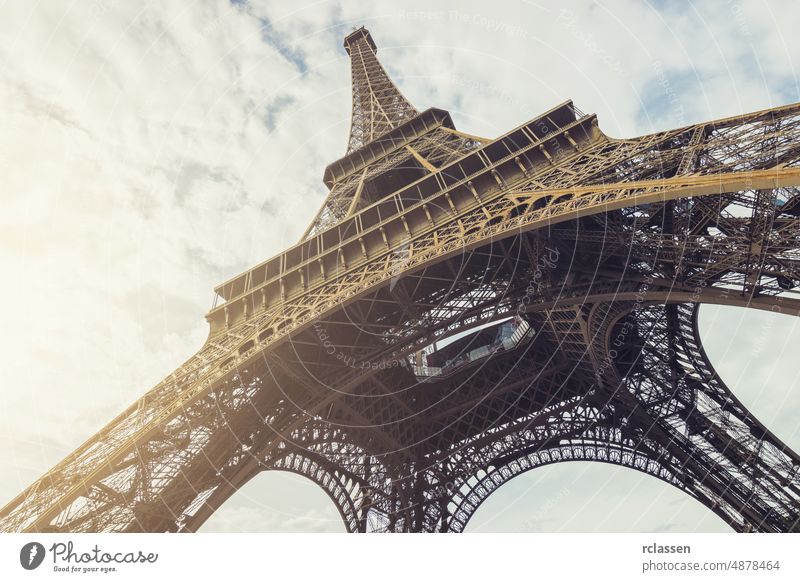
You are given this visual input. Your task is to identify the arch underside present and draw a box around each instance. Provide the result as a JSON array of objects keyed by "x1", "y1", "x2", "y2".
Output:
[
  {"x1": 183, "y1": 453, "x2": 364, "y2": 533},
  {"x1": 165, "y1": 292, "x2": 800, "y2": 535},
  {"x1": 248, "y1": 454, "x2": 361, "y2": 533},
  {"x1": 435, "y1": 301, "x2": 800, "y2": 533},
  {"x1": 157, "y1": 295, "x2": 800, "y2": 534},
  {"x1": 176, "y1": 438, "x2": 391, "y2": 534}
]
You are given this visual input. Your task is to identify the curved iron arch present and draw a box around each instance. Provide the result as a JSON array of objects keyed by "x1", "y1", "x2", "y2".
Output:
[
  {"x1": 266, "y1": 452, "x2": 362, "y2": 533},
  {"x1": 444, "y1": 443, "x2": 720, "y2": 533},
  {"x1": 435, "y1": 300, "x2": 800, "y2": 533}
]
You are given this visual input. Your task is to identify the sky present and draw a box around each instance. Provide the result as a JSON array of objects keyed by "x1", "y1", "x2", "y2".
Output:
[{"x1": 0, "y1": 0, "x2": 799, "y2": 533}]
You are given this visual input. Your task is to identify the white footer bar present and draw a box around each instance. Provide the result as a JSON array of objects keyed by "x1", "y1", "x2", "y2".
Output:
[{"x1": 1, "y1": 533, "x2": 797, "y2": 581}]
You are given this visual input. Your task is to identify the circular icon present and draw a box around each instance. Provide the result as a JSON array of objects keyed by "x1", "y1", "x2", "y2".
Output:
[{"x1": 20, "y1": 542, "x2": 46, "y2": 570}]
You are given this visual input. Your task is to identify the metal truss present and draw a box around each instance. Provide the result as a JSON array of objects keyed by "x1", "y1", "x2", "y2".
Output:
[{"x1": 2, "y1": 27, "x2": 800, "y2": 533}]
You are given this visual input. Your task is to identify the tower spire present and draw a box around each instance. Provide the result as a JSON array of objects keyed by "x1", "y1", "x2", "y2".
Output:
[{"x1": 343, "y1": 27, "x2": 418, "y2": 152}]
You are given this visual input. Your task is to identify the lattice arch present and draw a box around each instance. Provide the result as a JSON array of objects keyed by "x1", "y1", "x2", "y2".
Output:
[
  {"x1": 267, "y1": 452, "x2": 363, "y2": 533},
  {"x1": 180, "y1": 448, "x2": 372, "y2": 534},
  {"x1": 441, "y1": 442, "x2": 692, "y2": 533}
]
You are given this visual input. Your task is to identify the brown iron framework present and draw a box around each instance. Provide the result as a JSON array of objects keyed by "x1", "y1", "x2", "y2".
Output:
[{"x1": 2, "y1": 26, "x2": 800, "y2": 533}]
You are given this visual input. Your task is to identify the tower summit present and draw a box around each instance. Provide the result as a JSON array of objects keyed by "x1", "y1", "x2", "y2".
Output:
[
  {"x1": 342, "y1": 26, "x2": 417, "y2": 152},
  {"x1": 2, "y1": 27, "x2": 800, "y2": 534},
  {"x1": 301, "y1": 27, "x2": 483, "y2": 238}
]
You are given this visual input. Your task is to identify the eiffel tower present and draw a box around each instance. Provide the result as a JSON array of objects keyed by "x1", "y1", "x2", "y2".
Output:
[{"x1": 3, "y1": 27, "x2": 800, "y2": 533}]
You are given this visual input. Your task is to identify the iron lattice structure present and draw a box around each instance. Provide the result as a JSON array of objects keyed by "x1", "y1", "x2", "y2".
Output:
[{"x1": 3, "y1": 27, "x2": 800, "y2": 533}]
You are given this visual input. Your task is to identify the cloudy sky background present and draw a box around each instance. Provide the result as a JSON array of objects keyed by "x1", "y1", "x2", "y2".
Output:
[{"x1": 1, "y1": 0, "x2": 799, "y2": 533}]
